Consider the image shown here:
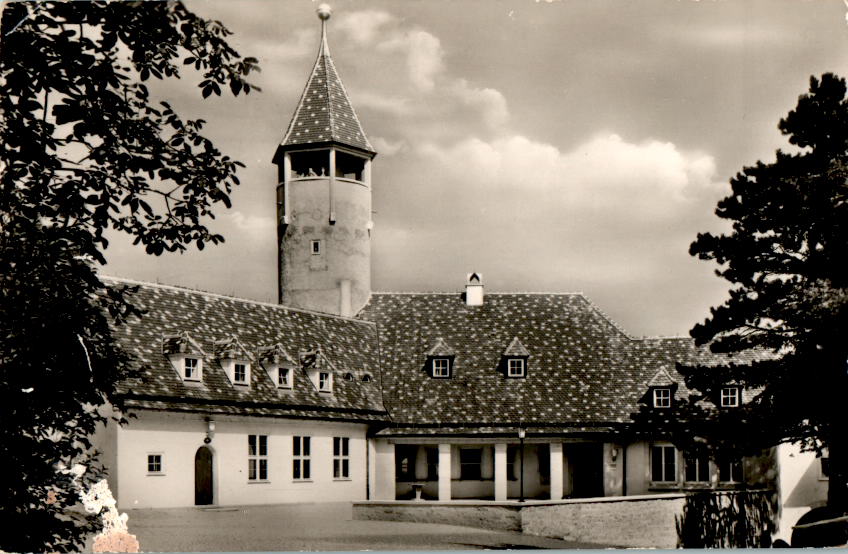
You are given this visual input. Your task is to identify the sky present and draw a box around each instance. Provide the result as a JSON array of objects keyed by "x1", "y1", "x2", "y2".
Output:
[{"x1": 103, "y1": 0, "x2": 848, "y2": 337}]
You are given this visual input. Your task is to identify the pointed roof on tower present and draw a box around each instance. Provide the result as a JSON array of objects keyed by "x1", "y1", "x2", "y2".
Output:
[{"x1": 276, "y1": 4, "x2": 375, "y2": 158}]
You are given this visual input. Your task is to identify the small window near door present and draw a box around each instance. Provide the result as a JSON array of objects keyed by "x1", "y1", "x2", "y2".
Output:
[
  {"x1": 147, "y1": 454, "x2": 163, "y2": 474},
  {"x1": 311, "y1": 240, "x2": 321, "y2": 255}
]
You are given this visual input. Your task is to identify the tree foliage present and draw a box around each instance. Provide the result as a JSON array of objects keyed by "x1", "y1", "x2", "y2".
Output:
[
  {"x1": 0, "y1": 2, "x2": 258, "y2": 550},
  {"x1": 676, "y1": 74, "x2": 848, "y2": 511}
]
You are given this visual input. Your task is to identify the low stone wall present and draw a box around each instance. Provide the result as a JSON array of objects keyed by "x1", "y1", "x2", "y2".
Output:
[
  {"x1": 353, "y1": 502, "x2": 522, "y2": 532},
  {"x1": 521, "y1": 494, "x2": 686, "y2": 548}
]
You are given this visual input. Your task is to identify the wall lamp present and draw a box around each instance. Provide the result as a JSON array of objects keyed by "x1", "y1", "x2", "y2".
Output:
[{"x1": 204, "y1": 418, "x2": 216, "y2": 444}]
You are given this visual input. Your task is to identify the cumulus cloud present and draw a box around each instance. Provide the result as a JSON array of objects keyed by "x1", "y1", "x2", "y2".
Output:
[
  {"x1": 336, "y1": 10, "x2": 396, "y2": 45},
  {"x1": 416, "y1": 133, "x2": 722, "y2": 215}
]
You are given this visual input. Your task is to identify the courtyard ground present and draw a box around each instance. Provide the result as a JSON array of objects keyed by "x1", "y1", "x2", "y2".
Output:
[{"x1": 118, "y1": 502, "x2": 614, "y2": 551}]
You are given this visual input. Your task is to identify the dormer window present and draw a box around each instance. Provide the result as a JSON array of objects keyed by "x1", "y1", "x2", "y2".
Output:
[
  {"x1": 720, "y1": 387, "x2": 740, "y2": 407},
  {"x1": 432, "y1": 358, "x2": 451, "y2": 378},
  {"x1": 163, "y1": 332, "x2": 206, "y2": 383},
  {"x1": 507, "y1": 358, "x2": 525, "y2": 378},
  {"x1": 184, "y1": 357, "x2": 201, "y2": 381},
  {"x1": 233, "y1": 363, "x2": 249, "y2": 385},
  {"x1": 653, "y1": 388, "x2": 672, "y2": 408},
  {"x1": 278, "y1": 367, "x2": 291, "y2": 388},
  {"x1": 319, "y1": 371, "x2": 332, "y2": 392},
  {"x1": 258, "y1": 343, "x2": 296, "y2": 390}
]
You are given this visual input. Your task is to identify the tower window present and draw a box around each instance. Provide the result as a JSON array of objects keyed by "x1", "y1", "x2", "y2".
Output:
[
  {"x1": 311, "y1": 240, "x2": 321, "y2": 255},
  {"x1": 290, "y1": 150, "x2": 329, "y2": 179},
  {"x1": 335, "y1": 150, "x2": 366, "y2": 181}
]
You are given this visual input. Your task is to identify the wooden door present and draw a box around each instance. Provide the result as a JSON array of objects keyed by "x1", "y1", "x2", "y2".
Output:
[{"x1": 195, "y1": 446, "x2": 213, "y2": 505}]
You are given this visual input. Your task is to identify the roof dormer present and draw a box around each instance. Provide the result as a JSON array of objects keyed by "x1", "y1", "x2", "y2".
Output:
[
  {"x1": 501, "y1": 337, "x2": 530, "y2": 378},
  {"x1": 257, "y1": 343, "x2": 297, "y2": 390},
  {"x1": 213, "y1": 336, "x2": 254, "y2": 387},
  {"x1": 645, "y1": 368, "x2": 678, "y2": 409},
  {"x1": 425, "y1": 338, "x2": 456, "y2": 378},
  {"x1": 300, "y1": 347, "x2": 335, "y2": 393},
  {"x1": 163, "y1": 331, "x2": 206, "y2": 383}
]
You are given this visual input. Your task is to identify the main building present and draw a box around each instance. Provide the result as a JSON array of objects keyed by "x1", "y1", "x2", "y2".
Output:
[{"x1": 97, "y1": 7, "x2": 825, "y2": 541}]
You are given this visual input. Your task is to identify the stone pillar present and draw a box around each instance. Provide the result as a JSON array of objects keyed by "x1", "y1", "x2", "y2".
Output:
[
  {"x1": 372, "y1": 439, "x2": 395, "y2": 500},
  {"x1": 549, "y1": 442, "x2": 564, "y2": 500},
  {"x1": 438, "y1": 443, "x2": 451, "y2": 501},
  {"x1": 494, "y1": 443, "x2": 507, "y2": 501}
]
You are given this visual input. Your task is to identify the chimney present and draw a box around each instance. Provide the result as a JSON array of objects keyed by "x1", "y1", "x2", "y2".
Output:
[
  {"x1": 339, "y1": 279, "x2": 352, "y2": 317},
  {"x1": 465, "y1": 273, "x2": 484, "y2": 306}
]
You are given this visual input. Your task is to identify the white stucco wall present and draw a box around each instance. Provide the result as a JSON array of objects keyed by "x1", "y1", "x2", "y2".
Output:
[
  {"x1": 774, "y1": 443, "x2": 828, "y2": 543},
  {"x1": 116, "y1": 410, "x2": 368, "y2": 509}
]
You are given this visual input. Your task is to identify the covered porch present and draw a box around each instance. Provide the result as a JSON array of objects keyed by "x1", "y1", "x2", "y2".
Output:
[{"x1": 368, "y1": 434, "x2": 624, "y2": 502}]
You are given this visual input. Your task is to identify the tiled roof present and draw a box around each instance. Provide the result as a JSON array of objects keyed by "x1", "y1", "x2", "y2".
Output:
[
  {"x1": 278, "y1": 26, "x2": 374, "y2": 154},
  {"x1": 357, "y1": 293, "x2": 747, "y2": 430},
  {"x1": 107, "y1": 278, "x2": 387, "y2": 421}
]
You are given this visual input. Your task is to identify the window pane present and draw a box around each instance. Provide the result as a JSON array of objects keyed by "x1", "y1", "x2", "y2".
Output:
[
  {"x1": 248, "y1": 435, "x2": 256, "y2": 455},
  {"x1": 303, "y1": 437, "x2": 310, "y2": 456},
  {"x1": 293, "y1": 436, "x2": 300, "y2": 456},
  {"x1": 293, "y1": 459, "x2": 300, "y2": 479},
  {"x1": 259, "y1": 459, "x2": 267, "y2": 480},
  {"x1": 651, "y1": 447, "x2": 663, "y2": 481},
  {"x1": 259, "y1": 435, "x2": 267, "y2": 456},
  {"x1": 333, "y1": 437, "x2": 340, "y2": 456},
  {"x1": 343, "y1": 459, "x2": 349, "y2": 478},
  {"x1": 342, "y1": 438, "x2": 349, "y2": 456},
  {"x1": 249, "y1": 459, "x2": 256, "y2": 480},
  {"x1": 303, "y1": 459, "x2": 311, "y2": 479},
  {"x1": 664, "y1": 447, "x2": 677, "y2": 482},
  {"x1": 334, "y1": 459, "x2": 340, "y2": 478}
]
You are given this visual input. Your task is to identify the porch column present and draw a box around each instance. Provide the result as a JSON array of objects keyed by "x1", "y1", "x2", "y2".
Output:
[
  {"x1": 494, "y1": 443, "x2": 507, "y2": 501},
  {"x1": 549, "y1": 442, "x2": 564, "y2": 500},
  {"x1": 438, "y1": 443, "x2": 452, "y2": 501}
]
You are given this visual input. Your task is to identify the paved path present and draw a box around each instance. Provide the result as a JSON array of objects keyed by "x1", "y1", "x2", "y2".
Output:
[{"x1": 120, "y1": 502, "x2": 612, "y2": 551}]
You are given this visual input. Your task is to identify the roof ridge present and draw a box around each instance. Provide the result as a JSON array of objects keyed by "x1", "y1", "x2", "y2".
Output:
[
  {"x1": 577, "y1": 295, "x2": 634, "y2": 340},
  {"x1": 101, "y1": 275, "x2": 377, "y2": 326}
]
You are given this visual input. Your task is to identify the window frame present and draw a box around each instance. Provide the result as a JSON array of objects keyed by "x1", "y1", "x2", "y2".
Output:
[
  {"x1": 684, "y1": 452, "x2": 711, "y2": 483},
  {"x1": 310, "y1": 240, "x2": 321, "y2": 255},
  {"x1": 233, "y1": 362, "x2": 249, "y2": 385},
  {"x1": 719, "y1": 457, "x2": 744, "y2": 483},
  {"x1": 333, "y1": 437, "x2": 350, "y2": 480},
  {"x1": 277, "y1": 366, "x2": 292, "y2": 389},
  {"x1": 507, "y1": 358, "x2": 526, "y2": 378},
  {"x1": 459, "y1": 447, "x2": 483, "y2": 481},
  {"x1": 651, "y1": 444, "x2": 678, "y2": 483},
  {"x1": 293, "y1": 436, "x2": 311, "y2": 481},
  {"x1": 318, "y1": 371, "x2": 332, "y2": 392},
  {"x1": 432, "y1": 357, "x2": 451, "y2": 378},
  {"x1": 146, "y1": 453, "x2": 164, "y2": 475},
  {"x1": 653, "y1": 388, "x2": 672, "y2": 408},
  {"x1": 720, "y1": 386, "x2": 740, "y2": 408},
  {"x1": 183, "y1": 357, "x2": 202, "y2": 382},
  {"x1": 248, "y1": 434, "x2": 268, "y2": 482}
]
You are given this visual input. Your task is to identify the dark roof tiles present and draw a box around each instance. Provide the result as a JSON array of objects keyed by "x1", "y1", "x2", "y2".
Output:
[{"x1": 107, "y1": 279, "x2": 386, "y2": 420}]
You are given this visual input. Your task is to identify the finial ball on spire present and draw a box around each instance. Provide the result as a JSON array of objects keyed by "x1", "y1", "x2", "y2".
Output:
[{"x1": 317, "y1": 4, "x2": 332, "y2": 20}]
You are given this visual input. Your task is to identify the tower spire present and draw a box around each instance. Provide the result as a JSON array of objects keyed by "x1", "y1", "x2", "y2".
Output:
[{"x1": 317, "y1": 3, "x2": 331, "y2": 57}]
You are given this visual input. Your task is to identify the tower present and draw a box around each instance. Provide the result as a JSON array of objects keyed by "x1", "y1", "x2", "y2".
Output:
[{"x1": 272, "y1": 4, "x2": 376, "y2": 317}]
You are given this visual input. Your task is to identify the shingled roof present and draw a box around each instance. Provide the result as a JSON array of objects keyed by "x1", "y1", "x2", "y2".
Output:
[
  {"x1": 107, "y1": 278, "x2": 387, "y2": 422},
  {"x1": 276, "y1": 21, "x2": 374, "y2": 155},
  {"x1": 357, "y1": 292, "x2": 752, "y2": 435}
]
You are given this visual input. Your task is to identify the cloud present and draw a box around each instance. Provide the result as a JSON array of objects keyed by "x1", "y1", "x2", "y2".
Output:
[
  {"x1": 377, "y1": 29, "x2": 445, "y2": 92},
  {"x1": 370, "y1": 136, "x2": 407, "y2": 156},
  {"x1": 416, "y1": 133, "x2": 723, "y2": 216},
  {"x1": 229, "y1": 211, "x2": 274, "y2": 235},
  {"x1": 336, "y1": 10, "x2": 396, "y2": 45},
  {"x1": 450, "y1": 80, "x2": 509, "y2": 129}
]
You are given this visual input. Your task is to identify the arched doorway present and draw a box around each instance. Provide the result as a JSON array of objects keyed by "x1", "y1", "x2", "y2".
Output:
[{"x1": 195, "y1": 446, "x2": 214, "y2": 505}]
